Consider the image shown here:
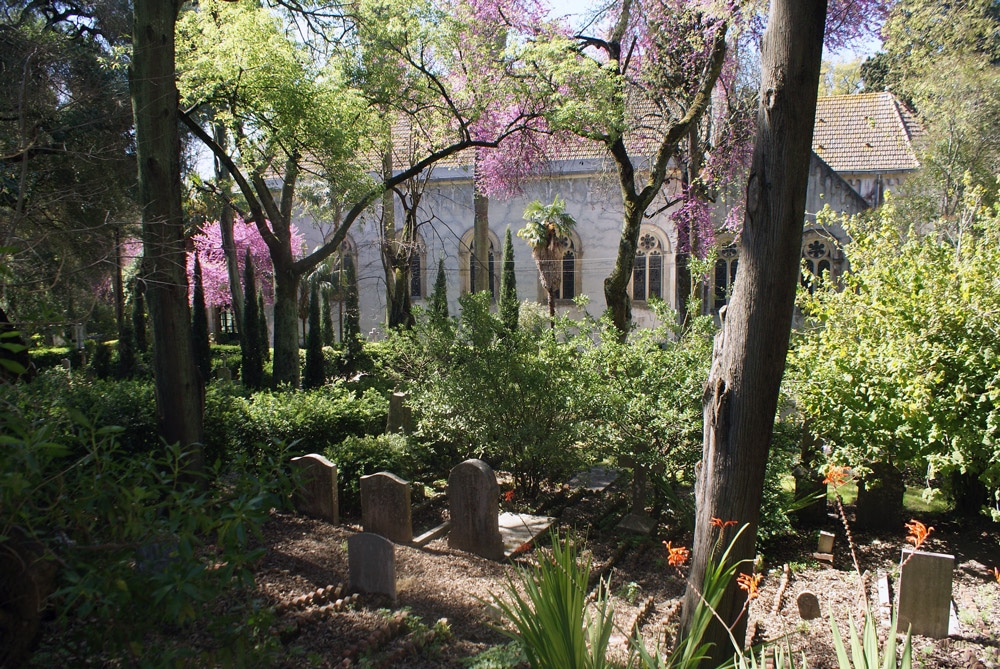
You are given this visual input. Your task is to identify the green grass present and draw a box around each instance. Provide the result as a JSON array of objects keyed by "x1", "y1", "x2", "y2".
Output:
[{"x1": 826, "y1": 483, "x2": 951, "y2": 514}]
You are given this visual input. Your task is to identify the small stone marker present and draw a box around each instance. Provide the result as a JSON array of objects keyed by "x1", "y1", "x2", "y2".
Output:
[
  {"x1": 361, "y1": 472, "x2": 413, "y2": 544},
  {"x1": 348, "y1": 532, "x2": 396, "y2": 601},
  {"x1": 617, "y1": 513, "x2": 656, "y2": 535},
  {"x1": 290, "y1": 454, "x2": 339, "y2": 524},
  {"x1": 386, "y1": 392, "x2": 413, "y2": 433},
  {"x1": 448, "y1": 459, "x2": 504, "y2": 561},
  {"x1": 568, "y1": 466, "x2": 619, "y2": 492},
  {"x1": 897, "y1": 548, "x2": 954, "y2": 638},
  {"x1": 817, "y1": 531, "x2": 835, "y2": 554},
  {"x1": 796, "y1": 591, "x2": 821, "y2": 620}
]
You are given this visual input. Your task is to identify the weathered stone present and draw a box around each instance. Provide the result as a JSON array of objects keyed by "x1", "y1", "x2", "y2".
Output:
[
  {"x1": 898, "y1": 548, "x2": 954, "y2": 638},
  {"x1": 498, "y1": 512, "x2": 555, "y2": 557},
  {"x1": 617, "y1": 513, "x2": 656, "y2": 535},
  {"x1": 817, "y1": 531, "x2": 835, "y2": 554},
  {"x1": 448, "y1": 459, "x2": 503, "y2": 560},
  {"x1": 386, "y1": 392, "x2": 413, "y2": 433},
  {"x1": 796, "y1": 591, "x2": 821, "y2": 620},
  {"x1": 348, "y1": 533, "x2": 396, "y2": 600},
  {"x1": 855, "y1": 462, "x2": 904, "y2": 531},
  {"x1": 290, "y1": 454, "x2": 339, "y2": 524},
  {"x1": 568, "y1": 466, "x2": 619, "y2": 492},
  {"x1": 361, "y1": 472, "x2": 413, "y2": 544}
]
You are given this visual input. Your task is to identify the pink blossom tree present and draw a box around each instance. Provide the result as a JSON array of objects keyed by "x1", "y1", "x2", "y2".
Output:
[
  {"x1": 470, "y1": 0, "x2": 889, "y2": 333},
  {"x1": 178, "y1": 0, "x2": 551, "y2": 386},
  {"x1": 186, "y1": 217, "x2": 303, "y2": 309}
]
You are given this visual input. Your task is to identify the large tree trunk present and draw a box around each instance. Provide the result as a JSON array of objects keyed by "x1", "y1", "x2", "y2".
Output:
[
  {"x1": 130, "y1": 0, "x2": 204, "y2": 468},
  {"x1": 214, "y1": 122, "x2": 244, "y2": 331},
  {"x1": 271, "y1": 259, "x2": 300, "y2": 388},
  {"x1": 473, "y1": 154, "x2": 491, "y2": 294},
  {"x1": 679, "y1": 1, "x2": 827, "y2": 664},
  {"x1": 603, "y1": 196, "x2": 643, "y2": 336}
]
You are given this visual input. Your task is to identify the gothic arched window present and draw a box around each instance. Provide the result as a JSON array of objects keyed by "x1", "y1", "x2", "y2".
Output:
[
  {"x1": 459, "y1": 229, "x2": 500, "y2": 298},
  {"x1": 714, "y1": 243, "x2": 739, "y2": 312},
  {"x1": 632, "y1": 227, "x2": 667, "y2": 302}
]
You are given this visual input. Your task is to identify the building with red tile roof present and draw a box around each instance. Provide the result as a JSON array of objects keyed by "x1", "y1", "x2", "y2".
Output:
[{"x1": 813, "y1": 92, "x2": 922, "y2": 207}]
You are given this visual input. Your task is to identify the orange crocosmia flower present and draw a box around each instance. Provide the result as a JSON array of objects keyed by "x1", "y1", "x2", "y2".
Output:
[
  {"x1": 823, "y1": 465, "x2": 849, "y2": 488},
  {"x1": 992, "y1": 567, "x2": 999, "y2": 585},
  {"x1": 904, "y1": 519, "x2": 933, "y2": 549},
  {"x1": 663, "y1": 541, "x2": 690, "y2": 568},
  {"x1": 710, "y1": 517, "x2": 738, "y2": 529},
  {"x1": 737, "y1": 572, "x2": 763, "y2": 601},
  {"x1": 503, "y1": 489, "x2": 515, "y2": 502}
]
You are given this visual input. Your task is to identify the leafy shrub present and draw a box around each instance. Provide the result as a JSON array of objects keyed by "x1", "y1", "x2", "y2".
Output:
[
  {"x1": 0, "y1": 405, "x2": 293, "y2": 665},
  {"x1": 236, "y1": 383, "x2": 387, "y2": 461},
  {"x1": 324, "y1": 432, "x2": 436, "y2": 514},
  {"x1": 387, "y1": 293, "x2": 595, "y2": 495},
  {"x1": 28, "y1": 345, "x2": 86, "y2": 372}
]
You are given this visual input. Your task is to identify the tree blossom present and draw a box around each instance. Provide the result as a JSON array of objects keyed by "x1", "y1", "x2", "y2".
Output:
[{"x1": 187, "y1": 218, "x2": 303, "y2": 308}]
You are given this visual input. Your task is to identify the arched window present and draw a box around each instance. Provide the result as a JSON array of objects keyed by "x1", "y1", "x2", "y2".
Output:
[
  {"x1": 800, "y1": 231, "x2": 843, "y2": 294},
  {"x1": 393, "y1": 229, "x2": 426, "y2": 300},
  {"x1": 459, "y1": 229, "x2": 500, "y2": 298},
  {"x1": 714, "y1": 242, "x2": 739, "y2": 312},
  {"x1": 632, "y1": 227, "x2": 668, "y2": 302}
]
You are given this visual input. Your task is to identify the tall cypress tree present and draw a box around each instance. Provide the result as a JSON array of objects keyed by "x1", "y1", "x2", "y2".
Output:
[
  {"x1": 499, "y1": 226, "x2": 519, "y2": 332},
  {"x1": 303, "y1": 281, "x2": 324, "y2": 389},
  {"x1": 241, "y1": 249, "x2": 263, "y2": 389},
  {"x1": 343, "y1": 253, "x2": 362, "y2": 367},
  {"x1": 321, "y1": 288, "x2": 335, "y2": 347},
  {"x1": 258, "y1": 291, "x2": 270, "y2": 362},
  {"x1": 192, "y1": 254, "x2": 212, "y2": 381},
  {"x1": 430, "y1": 258, "x2": 448, "y2": 320}
]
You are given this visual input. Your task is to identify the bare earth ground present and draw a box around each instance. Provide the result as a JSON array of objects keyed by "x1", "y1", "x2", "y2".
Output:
[{"x1": 245, "y1": 478, "x2": 1000, "y2": 669}]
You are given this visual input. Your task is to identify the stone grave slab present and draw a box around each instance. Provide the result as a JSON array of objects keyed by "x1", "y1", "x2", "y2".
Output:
[
  {"x1": 361, "y1": 472, "x2": 413, "y2": 544},
  {"x1": 290, "y1": 454, "x2": 339, "y2": 524},
  {"x1": 617, "y1": 513, "x2": 656, "y2": 535},
  {"x1": 348, "y1": 533, "x2": 396, "y2": 601},
  {"x1": 448, "y1": 459, "x2": 504, "y2": 560},
  {"x1": 499, "y1": 512, "x2": 555, "y2": 557},
  {"x1": 897, "y1": 548, "x2": 954, "y2": 638},
  {"x1": 568, "y1": 466, "x2": 620, "y2": 492}
]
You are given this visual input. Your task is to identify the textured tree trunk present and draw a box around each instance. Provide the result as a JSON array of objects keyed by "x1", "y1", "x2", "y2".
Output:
[
  {"x1": 130, "y1": 0, "x2": 204, "y2": 468},
  {"x1": 603, "y1": 197, "x2": 643, "y2": 337},
  {"x1": 679, "y1": 1, "x2": 827, "y2": 664},
  {"x1": 473, "y1": 154, "x2": 491, "y2": 294},
  {"x1": 271, "y1": 258, "x2": 300, "y2": 388},
  {"x1": 214, "y1": 123, "x2": 244, "y2": 332}
]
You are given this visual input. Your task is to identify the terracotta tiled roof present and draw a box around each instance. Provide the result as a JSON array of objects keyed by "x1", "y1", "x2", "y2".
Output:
[
  {"x1": 386, "y1": 94, "x2": 671, "y2": 172},
  {"x1": 813, "y1": 92, "x2": 922, "y2": 174}
]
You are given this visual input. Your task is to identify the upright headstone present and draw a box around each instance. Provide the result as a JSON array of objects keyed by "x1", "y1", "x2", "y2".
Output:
[
  {"x1": 817, "y1": 531, "x2": 835, "y2": 554},
  {"x1": 348, "y1": 532, "x2": 396, "y2": 601},
  {"x1": 361, "y1": 472, "x2": 413, "y2": 544},
  {"x1": 897, "y1": 549, "x2": 954, "y2": 638},
  {"x1": 386, "y1": 392, "x2": 413, "y2": 433},
  {"x1": 448, "y1": 459, "x2": 504, "y2": 560},
  {"x1": 290, "y1": 454, "x2": 339, "y2": 524},
  {"x1": 796, "y1": 591, "x2": 821, "y2": 620}
]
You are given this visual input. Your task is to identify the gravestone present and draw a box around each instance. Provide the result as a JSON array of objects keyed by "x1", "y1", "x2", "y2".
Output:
[
  {"x1": 796, "y1": 591, "x2": 821, "y2": 620},
  {"x1": 897, "y1": 548, "x2": 954, "y2": 638},
  {"x1": 348, "y1": 532, "x2": 396, "y2": 601},
  {"x1": 448, "y1": 459, "x2": 504, "y2": 560},
  {"x1": 817, "y1": 531, "x2": 835, "y2": 554},
  {"x1": 386, "y1": 392, "x2": 413, "y2": 433},
  {"x1": 361, "y1": 472, "x2": 413, "y2": 544},
  {"x1": 290, "y1": 454, "x2": 339, "y2": 524}
]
